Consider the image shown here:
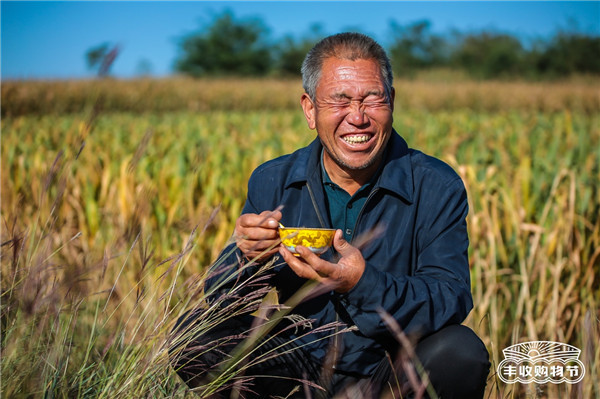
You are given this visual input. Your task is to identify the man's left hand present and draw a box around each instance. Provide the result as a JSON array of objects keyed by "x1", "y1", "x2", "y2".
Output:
[{"x1": 279, "y1": 229, "x2": 365, "y2": 293}]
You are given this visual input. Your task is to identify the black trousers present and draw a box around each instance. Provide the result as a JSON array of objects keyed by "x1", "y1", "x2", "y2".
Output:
[{"x1": 170, "y1": 311, "x2": 490, "y2": 398}]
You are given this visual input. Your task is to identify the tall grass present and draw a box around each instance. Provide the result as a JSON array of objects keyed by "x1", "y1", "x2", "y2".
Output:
[{"x1": 1, "y1": 79, "x2": 599, "y2": 397}]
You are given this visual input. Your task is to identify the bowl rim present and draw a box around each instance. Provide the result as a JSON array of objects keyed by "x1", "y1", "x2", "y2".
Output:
[{"x1": 279, "y1": 227, "x2": 336, "y2": 232}]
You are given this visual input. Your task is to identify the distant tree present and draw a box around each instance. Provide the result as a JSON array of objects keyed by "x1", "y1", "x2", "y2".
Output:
[
  {"x1": 274, "y1": 24, "x2": 324, "y2": 76},
  {"x1": 535, "y1": 32, "x2": 600, "y2": 77},
  {"x1": 388, "y1": 20, "x2": 449, "y2": 77},
  {"x1": 453, "y1": 32, "x2": 524, "y2": 79},
  {"x1": 85, "y1": 42, "x2": 120, "y2": 77},
  {"x1": 175, "y1": 11, "x2": 272, "y2": 77},
  {"x1": 86, "y1": 43, "x2": 109, "y2": 70},
  {"x1": 170, "y1": 13, "x2": 599, "y2": 80}
]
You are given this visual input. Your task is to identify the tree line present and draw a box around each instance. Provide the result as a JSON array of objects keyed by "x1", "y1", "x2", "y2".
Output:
[{"x1": 174, "y1": 11, "x2": 600, "y2": 80}]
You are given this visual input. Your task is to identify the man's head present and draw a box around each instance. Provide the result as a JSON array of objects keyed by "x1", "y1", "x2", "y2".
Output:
[
  {"x1": 301, "y1": 32, "x2": 393, "y2": 102},
  {"x1": 300, "y1": 33, "x2": 395, "y2": 187}
]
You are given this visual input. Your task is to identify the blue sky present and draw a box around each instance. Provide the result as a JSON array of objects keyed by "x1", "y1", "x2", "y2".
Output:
[{"x1": 2, "y1": 1, "x2": 599, "y2": 80}]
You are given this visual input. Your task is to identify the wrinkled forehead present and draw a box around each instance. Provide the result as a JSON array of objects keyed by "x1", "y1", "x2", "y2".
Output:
[{"x1": 316, "y1": 57, "x2": 387, "y2": 95}]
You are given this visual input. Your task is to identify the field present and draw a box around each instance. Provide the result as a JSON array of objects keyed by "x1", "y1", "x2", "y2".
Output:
[{"x1": 1, "y1": 77, "x2": 599, "y2": 398}]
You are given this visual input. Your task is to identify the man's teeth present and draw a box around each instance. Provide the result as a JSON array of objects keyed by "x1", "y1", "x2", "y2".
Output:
[{"x1": 343, "y1": 135, "x2": 371, "y2": 144}]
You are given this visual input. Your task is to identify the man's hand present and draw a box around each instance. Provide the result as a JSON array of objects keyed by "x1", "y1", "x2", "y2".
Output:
[
  {"x1": 234, "y1": 209, "x2": 282, "y2": 262},
  {"x1": 279, "y1": 230, "x2": 365, "y2": 293}
]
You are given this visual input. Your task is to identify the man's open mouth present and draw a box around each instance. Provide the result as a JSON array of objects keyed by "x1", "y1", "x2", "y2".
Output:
[{"x1": 342, "y1": 134, "x2": 372, "y2": 144}]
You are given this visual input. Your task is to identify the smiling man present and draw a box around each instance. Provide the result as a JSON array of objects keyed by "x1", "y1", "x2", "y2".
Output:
[{"x1": 172, "y1": 32, "x2": 490, "y2": 398}]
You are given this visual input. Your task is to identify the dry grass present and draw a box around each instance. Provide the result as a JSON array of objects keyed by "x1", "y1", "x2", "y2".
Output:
[
  {"x1": 1, "y1": 78, "x2": 599, "y2": 397},
  {"x1": 2, "y1": 76, "x2": 599, "y2": 116}
]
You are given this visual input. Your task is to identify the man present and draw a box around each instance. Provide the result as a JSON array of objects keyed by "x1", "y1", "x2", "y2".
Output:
[{"x1": 172, "y1": 32, "x2": 490, "y2": 398}]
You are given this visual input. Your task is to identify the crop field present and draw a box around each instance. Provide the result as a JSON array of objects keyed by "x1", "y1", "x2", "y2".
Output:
[{"x1": 1, "y1": 78, "x2": 599, "y2": 398}]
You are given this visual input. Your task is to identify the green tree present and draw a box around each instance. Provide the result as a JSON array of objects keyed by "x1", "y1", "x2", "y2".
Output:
[
  {"x1": 388, "y1": 20, "x2": 449, "y2": 77},
  {"x1": 274, "y1": 24, "x2": 323, "y2": 76},
  {"x1": 453, "y1": 32, "x2": 524, "y2": 79},
  {"x1": 535, "y1": 32, "x2": 600, "y2": 77},
  {"x1": 85, "y1": 42, "x2": 120, "y2": 77},
  {"x1": 175, "y1": 11, "x2": 272, "y2": 77}
]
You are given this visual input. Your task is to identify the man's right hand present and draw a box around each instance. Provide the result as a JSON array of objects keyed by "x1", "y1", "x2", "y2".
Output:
[{"x1": 234, "y1": 209, "x2": 282, "y2": 262}]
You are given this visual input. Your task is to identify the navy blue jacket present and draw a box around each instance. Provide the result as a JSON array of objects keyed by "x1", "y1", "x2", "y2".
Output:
[{"x1": 207, "y1": 131, "x2": 473, "y2": 376}]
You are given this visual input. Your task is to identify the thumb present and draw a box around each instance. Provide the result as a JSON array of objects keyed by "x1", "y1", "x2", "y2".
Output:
[{"x1": 333, "y1": 230, "x2": 354, "y2": 255}]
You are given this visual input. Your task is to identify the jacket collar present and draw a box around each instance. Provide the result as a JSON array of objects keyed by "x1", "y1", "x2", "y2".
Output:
[{"x1": 284, "y1": 130, "x2": 414, "y2": 204}]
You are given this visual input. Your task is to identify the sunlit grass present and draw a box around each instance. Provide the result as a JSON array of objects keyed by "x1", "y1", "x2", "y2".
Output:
[
  {"x1": 1, "y1": 79, "x2": 599, "y2": 397},
  {"x1": 2, "y1": 76, "x2": 599, "y2": 116}
]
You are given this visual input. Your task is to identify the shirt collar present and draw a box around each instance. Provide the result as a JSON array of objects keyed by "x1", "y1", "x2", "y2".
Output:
[
  {"x1": 284, "y1": 130, "x2": 414, "y2": 204},
  {"x1": 320, "y1": 148, "x2": 382, "y2": 193}
]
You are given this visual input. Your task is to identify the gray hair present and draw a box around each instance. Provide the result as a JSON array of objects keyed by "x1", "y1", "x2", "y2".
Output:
[{"x1": 301, "y1": 32, "x2": 393, "y2": 101}]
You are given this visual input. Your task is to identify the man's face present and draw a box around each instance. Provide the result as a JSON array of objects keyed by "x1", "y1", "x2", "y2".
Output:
[{"x1": 301, "y1": 57, "x2": 394, "y2": 175}]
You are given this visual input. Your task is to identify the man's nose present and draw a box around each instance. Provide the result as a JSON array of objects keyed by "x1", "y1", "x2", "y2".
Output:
[{"x1": 347, "y1": 102, "x2": 368, "y2": 126}]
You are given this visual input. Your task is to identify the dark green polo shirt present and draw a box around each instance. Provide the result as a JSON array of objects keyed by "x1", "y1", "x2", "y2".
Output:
[{"x1": 321, "y1": 153, "x2": 379, "y2": 242}]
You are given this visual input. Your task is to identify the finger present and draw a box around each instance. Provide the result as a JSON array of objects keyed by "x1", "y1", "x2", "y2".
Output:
[
  {"x1": 237, "y1": 226, "x2": 279, "y2": 241},
  {"x1": 296, "y1": 245, "x2": 324, "y2": 267},
  {"x1": 238, "y1": 213, "x2": 278, "y2": 230},
  {"x1": 295, "y1": 245, "x2": 338, "y2": 277},
  {"x1": 235, "y1": 210, "x2": 281, "y2": 242},
  {"x1": 332, "y1": 229, "x2": 355, "y2": 256},
  {"x1": 238, "y1": 238, "x2": 280, "y2": 253},
  {"x1": 257, "y1": 207, "x2": 283, "y2": 226},
  {"x1": 279, "y1": 246, "x2": 322, "y2": 280},
  {"x1": 280, "y1": 247, "x2": 344, "y2": 291},
  {"x1": 255, "y1": 209, "x2": 283, "y2": 229}
]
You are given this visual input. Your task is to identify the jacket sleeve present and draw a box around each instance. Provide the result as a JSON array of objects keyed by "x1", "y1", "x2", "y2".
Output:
[{"x1": 337, "y1": 177, "x2": 473, "y2": 339}]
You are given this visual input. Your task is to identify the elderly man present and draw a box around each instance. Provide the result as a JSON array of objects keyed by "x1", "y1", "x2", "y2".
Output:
[{"x1": 172, "y1": 32, "x2": 490, "y2": 398}]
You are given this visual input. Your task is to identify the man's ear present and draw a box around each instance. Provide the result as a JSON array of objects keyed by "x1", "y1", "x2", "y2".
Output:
[
  {"x1": 389, "y1": 87, "x2": 396, "y2": 113},
  {"x1": 300, "y1": 93, "x2": 316, "y2": 130}
]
